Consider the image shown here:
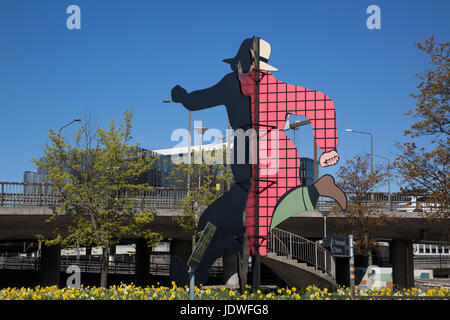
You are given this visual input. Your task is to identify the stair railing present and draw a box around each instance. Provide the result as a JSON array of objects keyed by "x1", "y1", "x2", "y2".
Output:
[
  {"x1": 267, "y1": 228, "x2": 336, "y2": 279},
  {"x1": 267, "y1": 231, "x2": 290, "y2": 258}
]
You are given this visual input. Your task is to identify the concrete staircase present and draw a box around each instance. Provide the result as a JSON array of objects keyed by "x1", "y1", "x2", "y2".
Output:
[
  {"x1": 262, "y1": 228, "x2": 337, "y2": 289},
  {"x1": 262, "y1": 252, "x2": 337, "y2": 289}
]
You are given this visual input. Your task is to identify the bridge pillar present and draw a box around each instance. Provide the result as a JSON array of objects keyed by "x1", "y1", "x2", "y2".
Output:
[
  {"x1": 38, "y1": 243, "x2": 61, "y2": 287},
  {"x1": 222, "y1": 249, "x2": 239, "y2": 287},
  {"x1": 135, "y1": 238, "x2": 151, "y2": 286},
  {"x1": 170, "y1": 239, "x2": 192, "y2": 282},
  {"x1": 390, "y1": 240, "x2": 414, "y2": 288}
]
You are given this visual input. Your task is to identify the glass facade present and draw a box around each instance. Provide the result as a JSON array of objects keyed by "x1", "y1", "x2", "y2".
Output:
[
  {"x1": 26, "y1": 150, "x2": 174, "y2": 189},
  {"x1": 299, "y1": 157, "x2": 318, "y2": 186}
]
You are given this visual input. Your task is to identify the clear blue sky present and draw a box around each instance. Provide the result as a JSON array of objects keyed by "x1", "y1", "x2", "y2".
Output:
[{"x1": 0, "y1": 0, "x2": 449, "y2": 192}]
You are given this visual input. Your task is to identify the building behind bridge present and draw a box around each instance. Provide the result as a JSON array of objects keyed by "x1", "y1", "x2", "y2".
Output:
[
  {"x1": 25, "y1": 142, "x2": 318, "y2": 191},
  {"x1": 24, "y1": 149, "x2": 175, "y2": 189}
]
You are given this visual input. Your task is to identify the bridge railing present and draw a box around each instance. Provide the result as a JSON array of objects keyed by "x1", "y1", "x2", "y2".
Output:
[
  {"x1": 0, "y1": 181, "x2": 437, "y2": 213},
  {"x1": 0, "y1": 182, "x2": 187, "y2": 209},
  {"x1": 413, "y1": 255, "x2": 450, "y2": 269},
  {"x1": 316, "y1": 193, "x2": 439, "y2": 213},
  {"x1": 0, "y1": 182, "x2": 60, "y2": 208}
]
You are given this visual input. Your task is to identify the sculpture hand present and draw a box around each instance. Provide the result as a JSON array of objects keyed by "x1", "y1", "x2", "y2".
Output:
[
  {"x1": 171, "y1": 85, "x2": 188, "y2": 103},
  {"x1": 320, "y1": 150, "x2": 339, "y2": 167}
]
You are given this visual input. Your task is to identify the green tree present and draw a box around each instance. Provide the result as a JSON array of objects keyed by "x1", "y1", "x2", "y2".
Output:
[
  {"x1": 168, "y1": 148, "x2": 233, "y2": 250},
  {"x1": 395, "y1": 36, "x2": 449, "y2": 220},
  {"x1": 334, "y1": 154, "x2": 389, "y2": 266},
  {"x1": 34, "y1": 110, "x2": 162, "y2": 287}
]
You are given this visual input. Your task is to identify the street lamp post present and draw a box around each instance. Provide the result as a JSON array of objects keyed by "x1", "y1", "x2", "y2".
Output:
[
  {"x1": 289, "y1": 118, "x2": 325, "y2": 265},
  {"x1": 289, "y1": 119, "x2": 318, "y2": 182},
  {"x1": 58, "y1": 118, "x2": 81, "y2": 259},
  {"x1": 345, "y1": 129, "x2": 374, "y2": 200},
  {"x1": 194, "y1": 125, "x2": 208, "y2": 188},
  {"x1": 59, "y1": 119, "x2": 81, "y2": 134},
  {"x1": 370, "y1": 153, "x2": 391, "y2": 210}
]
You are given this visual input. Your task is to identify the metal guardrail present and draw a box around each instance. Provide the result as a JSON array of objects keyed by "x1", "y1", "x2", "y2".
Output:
[
  {"x1": 0, "y1": 254, "x2": 229, "y2": 278},
  {"x1": 0, "y1": 255, "x2": 171, "y2": 276},
  {"x1": 0, "y1": 256, "x2": 39, "y2": 271},
  {"x1": 267, "y1": 228, "x2": 336, "y2": 279},
  {"x1": 414, "y1": 255, "x2": 450, "y2": 269},
  {"x1": 60, "y1": 255, "x2": 172, "y2": 276},
  {"x1": 0, "y1": 182, "x2": 187, "y2": 209}
]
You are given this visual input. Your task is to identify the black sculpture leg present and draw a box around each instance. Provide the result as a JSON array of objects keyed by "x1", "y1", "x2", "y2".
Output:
[
  {"x1": 194, "y1": 234, "x2": 242, "y2": 285},
  {"x1": 171, "y1": 255, "x2": 189, "y2": 285},
  {"x1": 194, "y1": 181, "x2": 251, "y2": 285}
]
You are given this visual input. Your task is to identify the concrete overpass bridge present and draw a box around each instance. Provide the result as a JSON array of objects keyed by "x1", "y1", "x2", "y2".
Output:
[{"x1": 0, "y1": 182, "x2": 448, "y2": 288}]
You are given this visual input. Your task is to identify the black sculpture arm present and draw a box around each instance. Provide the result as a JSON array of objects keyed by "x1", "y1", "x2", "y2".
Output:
[{"x1": 171, "y1": 74, "x2": 231, "y2": 111}]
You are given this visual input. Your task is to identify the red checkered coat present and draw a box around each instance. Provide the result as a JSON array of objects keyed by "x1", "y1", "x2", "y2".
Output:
[{"x1": 239, "y1": 70, "x2": 339, "y2": 255}]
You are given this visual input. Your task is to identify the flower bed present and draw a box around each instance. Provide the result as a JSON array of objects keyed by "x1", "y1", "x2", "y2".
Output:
[{"x1": 0, "y1": 283, "x2": 448, "y2": 300}]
